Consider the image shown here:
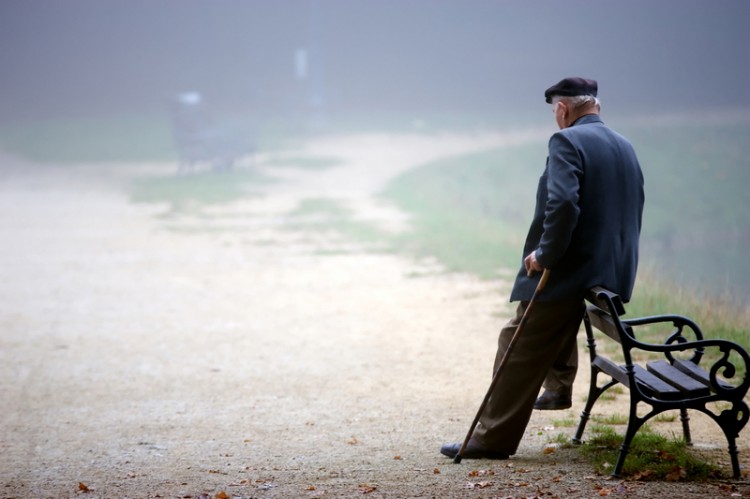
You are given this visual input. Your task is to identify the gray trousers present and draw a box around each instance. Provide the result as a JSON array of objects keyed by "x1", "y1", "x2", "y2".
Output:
[{"x1": 473, "y1": 299, "x2": 585, "y2": 454}]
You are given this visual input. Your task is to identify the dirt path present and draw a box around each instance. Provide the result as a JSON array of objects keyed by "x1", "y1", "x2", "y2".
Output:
[{"x1": 0, "y1": 133, "x2": 747, "y2": 498}]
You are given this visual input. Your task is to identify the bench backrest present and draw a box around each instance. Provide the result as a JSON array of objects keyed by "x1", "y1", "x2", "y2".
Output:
[{"x1": 584, "y1": 286, "x2": 634, "y2": 344}]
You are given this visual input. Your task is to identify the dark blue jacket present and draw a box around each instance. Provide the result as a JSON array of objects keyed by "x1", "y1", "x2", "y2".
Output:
[{"x1": 510, "y1": 114, "x2": 644, "y2": 302}]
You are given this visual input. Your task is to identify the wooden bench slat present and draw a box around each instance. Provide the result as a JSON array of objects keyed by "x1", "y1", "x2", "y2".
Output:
[
  {"x1": 587, "y1": 306, "x2": 622, "y2": 343},
  {"x1": 673, "y1": 359, "x2": 733, "y2": 391},
  {"x1": 587, "y1": 287, "x2": 626, "y2": 316},
  {"x1": 593, "y1": 356, "x2": 630, "y2": 386},
  {"x1": 631, "y1": 364, "x2": 684, "y2": 400},
  {"x1": 581, "y1": 285, "x2": 749, "y2": 479},
  {"x1": 592, "y1": 357, "x2": 684, "y2": 400},
  {"x1": 646, "y1": 360, "x2": 711, "y2": 397}
]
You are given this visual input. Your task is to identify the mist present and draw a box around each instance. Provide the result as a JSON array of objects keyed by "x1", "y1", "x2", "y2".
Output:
[
  {"x1": 1, "y1": 0, "x2": 748, "y2": 122},
  {"x1": 1, "y1": 0, "x2": 749, "y2": 301},
  {"x1": 2, "y1": 3, "x2": 750, "y2": 493}
]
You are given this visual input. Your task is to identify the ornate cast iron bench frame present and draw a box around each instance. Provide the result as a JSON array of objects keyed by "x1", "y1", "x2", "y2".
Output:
[{"x1": 572, "y1": 287, "x2": 749, "y2": 478}]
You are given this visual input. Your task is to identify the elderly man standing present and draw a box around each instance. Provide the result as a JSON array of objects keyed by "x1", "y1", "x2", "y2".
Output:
[{"x1": 441, "y1": 77, "x2": 645, "y2": 460}]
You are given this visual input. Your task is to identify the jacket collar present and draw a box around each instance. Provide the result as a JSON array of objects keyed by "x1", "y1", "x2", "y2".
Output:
[{"x1": 571, "y1": 114, "x2": 603, "y2": 127}]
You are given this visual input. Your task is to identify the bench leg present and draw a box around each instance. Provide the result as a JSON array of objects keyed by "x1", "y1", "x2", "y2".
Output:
[
  {"x1": 612, "y1": 399, "x2": 646, "y2": 478},
  {"x1": 679, "y1": 408, "x2": 692, "y2": 445},
  {"x1": 612, "y1": 429, "x2": 635, "y2": 478},
  {"x1": 573, "y1": 374, "x2": 617, "y2": 444},
  {"x1": 728, "y1": 439, "x2": 741, "y2": 479}
]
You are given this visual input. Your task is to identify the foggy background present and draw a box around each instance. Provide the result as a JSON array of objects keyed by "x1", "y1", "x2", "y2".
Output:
[
  {"x1": 1, "y1": 0, "x2": 749, "y2": 303},
  {"x1": 1, "y1": 0, "x2": 748, "y2": 124}
]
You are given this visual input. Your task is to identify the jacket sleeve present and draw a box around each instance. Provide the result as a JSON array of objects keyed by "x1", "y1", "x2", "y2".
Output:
[{"x1": 535, "y1": 132, "x2": 583, "y2": 268}]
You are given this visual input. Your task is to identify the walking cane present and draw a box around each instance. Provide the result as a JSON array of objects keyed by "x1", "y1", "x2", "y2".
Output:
[{"x1": 453, "y1": 268, "x2": 551, "y2": 464}]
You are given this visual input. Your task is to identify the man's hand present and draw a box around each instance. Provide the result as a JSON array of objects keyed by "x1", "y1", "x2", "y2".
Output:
[{"x1": 524, "y1": 251, "x2": 544, "y2": 276}]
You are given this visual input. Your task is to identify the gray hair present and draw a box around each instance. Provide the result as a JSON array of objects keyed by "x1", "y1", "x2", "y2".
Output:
[{"x1": 552, "y1": 94, "x2": 600, "y2": 109}]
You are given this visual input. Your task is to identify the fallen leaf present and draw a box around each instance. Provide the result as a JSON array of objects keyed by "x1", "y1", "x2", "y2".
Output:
[
  {"x1": 665, "y1": 466, "x2": 686, "y2": 482},
  {"x1": 543, "y1": 446, "x2": 556, "y2": 454},
  {"x1": 657, "y1": 450, "x2": 676, "y2": 461},
  {"x1": 347, "y1": 437, "x2": 359, "y2": 445},
  {"x1": 632, "y1": 469, "x2": 654, "y2": 481},
  {"x1": 306, "y1": 485, "x2": 316, "y2": 491},
  {"x1": 78, "y1": 482, "x2": 90, "y2": 492},
  {"x1": 393, "y1": 455, "x2": 402, "y2": 460},
  {"x1": 433, "y1": 468, "x2": 440, "y2": 474},
  {"x1": 215, "y1": 492, "x2": 229, "y2": 499},
  {"x1": 468, "y1": 469, "x2": 494, "y2": 477},
  {"x1": 358, "y1": 484, "x2": 376, "y2": 494}
]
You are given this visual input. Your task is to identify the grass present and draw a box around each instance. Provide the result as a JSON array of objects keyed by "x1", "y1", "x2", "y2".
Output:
[
  {"x1": 4, "y1": 110, "x2": 746, "y2": 481},
  {"x1": 381, "y1": 145, "x2": 541, "y2": 277},
  {"x1": 286, "y1": 198, "x2": 387, "y2": 249},
  {"x1": 130, "y1": 170, "x2": 274, "y2": 214},
  {"x1": 578, "y1": 425, "x2": 721, "y2": 480},
  {"x1": 0, "y1": 111, "x2": 304, "y2": 164},
  {"x1": 118, "y1": 112, "x2": 749, "y2": 351},
  {"x1": 380, "y1": 118, "x2": 750, "y2": 349},
  {"x1": 591, "y1": 413, "x2": 629, "y2": 425},
  {"x1": 0, "y1": 113, "x2": 176, "y2": 163},
  {"x1": 3, "y1": 110, "x2": 748, "y2": 348},
  {"x1": 551, "y1": 416, "x2": 579, "y2": 428}
]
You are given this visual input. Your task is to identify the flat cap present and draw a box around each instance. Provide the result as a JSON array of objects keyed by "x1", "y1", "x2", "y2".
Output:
[{"x1": 544, "y1": 77, "x2": 598, "y2": 103}]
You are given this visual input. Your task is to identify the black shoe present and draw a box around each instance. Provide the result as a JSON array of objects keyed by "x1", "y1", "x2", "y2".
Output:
[
  {"x1": 534, "y1": 390, "x2": 572, "y2": 410},
  {"x1": 440, "y1": 438, "x2": 510, "y2": 460}
]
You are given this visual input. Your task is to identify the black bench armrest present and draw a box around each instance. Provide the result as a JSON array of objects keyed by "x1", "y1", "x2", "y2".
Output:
[
  {"x1": 624, "y1": 314, "x2": 705, "y2": 342},
  {"x1": 618, "y1": 334, "x2": 750, "y2": 397}
]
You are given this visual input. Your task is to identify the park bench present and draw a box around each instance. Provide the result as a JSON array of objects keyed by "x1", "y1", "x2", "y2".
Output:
[
  {"x1": 572, "y1": 287, "x2": 749, "y2": 478},
  {"x1": 170, "y1": 92, "x2": 250, "y2": 174}
]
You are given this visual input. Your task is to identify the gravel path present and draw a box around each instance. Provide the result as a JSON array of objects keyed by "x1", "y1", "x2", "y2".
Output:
[{"x1": 1, "y1": 133, "x2": 747, "y2": 498}]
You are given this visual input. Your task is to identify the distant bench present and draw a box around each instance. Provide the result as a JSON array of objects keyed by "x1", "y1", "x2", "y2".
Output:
[{"x1": 571, "y1": 287, "x2": 749, "y2": 478}]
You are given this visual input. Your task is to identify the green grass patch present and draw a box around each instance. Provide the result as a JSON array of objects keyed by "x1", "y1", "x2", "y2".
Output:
[
  {"x1": 382, "y1": 144, "x2": 543, "y2": 276},
  {"x1": 582, "y1": 385, "x2": 624, "y2": 404},
  {"x1": 626, "y1": 271, "x2": 749, "y2": 350},
  {"x1": 130, "y1": 170, "x2": 273, "y2": 213},
  {"x1": 287, "y1": 198, "x2": 388, "y2": 248},
  {"x1": 579, "y1": 425, "x2": 721, "y2": 480},
  {"x1": 0, "y1": 112, "x2": 303, "y2": 164},
  {"x1": 0, "y1": 113, "x2": 175, "y2": 163},
  {"x1": 551, "y1": 416, "x2": 579, "y2": 428},
  {"x1": 654, "y1": 413, "x2": 677, "y2": 423},
  {"x1": 380, "y1": 117, "x2": 749, "y2": 347},
  {"x1": 548, "y1": 432, "x2": 577, "y2": 449},
  {"x1": 591, "y1": 413, "x2": 629, "y2": 425}
]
